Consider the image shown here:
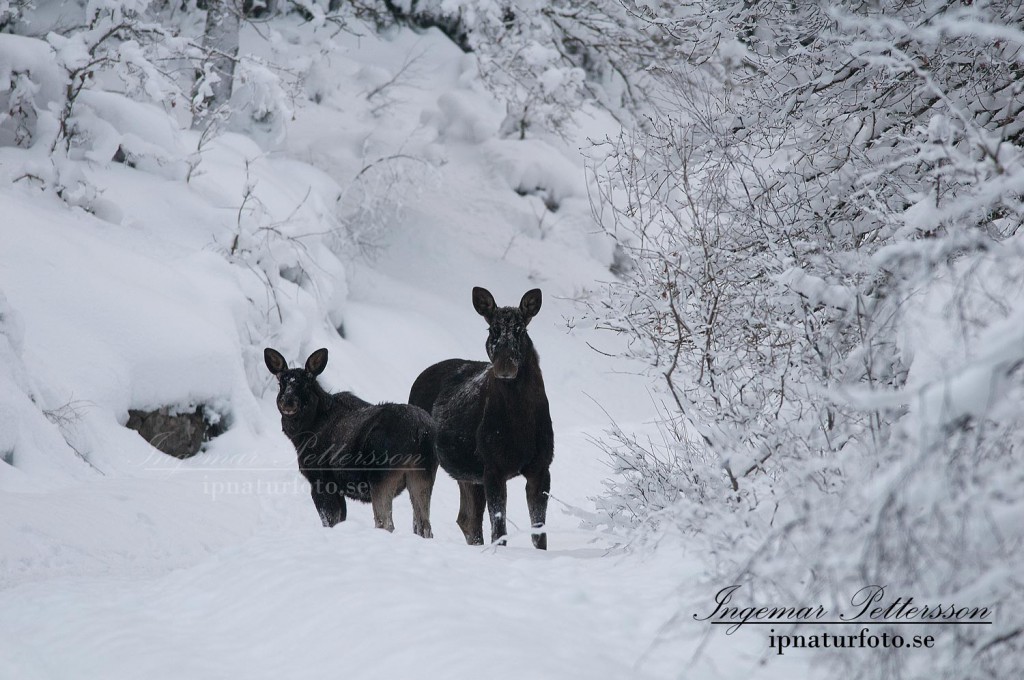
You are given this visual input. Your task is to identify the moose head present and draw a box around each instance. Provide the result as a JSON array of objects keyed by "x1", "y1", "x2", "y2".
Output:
[
  {"x1": 472, "y1": 287, "x2": 542, "y2": 380},
  {"x1": 264, "y1": 347, "x2": 329, "y2": 417}
]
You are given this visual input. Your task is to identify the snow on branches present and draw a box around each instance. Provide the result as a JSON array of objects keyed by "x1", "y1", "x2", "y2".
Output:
[{"x1": 588, "y1": 3, "x2": 1024, "y2": 677}]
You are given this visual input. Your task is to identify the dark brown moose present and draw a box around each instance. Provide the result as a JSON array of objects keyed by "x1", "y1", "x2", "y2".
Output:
[
  {"x1": 265, "y1": 347, "x2": 437, "y2": 537},
  {"x1": 409, "y1": 288, "x2": 554, "y2": 549}
]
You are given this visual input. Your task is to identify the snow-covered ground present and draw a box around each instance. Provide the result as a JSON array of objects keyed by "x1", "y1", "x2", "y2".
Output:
[{"x1": 0, "y1": 17, "x2": 807, "y2": 680}]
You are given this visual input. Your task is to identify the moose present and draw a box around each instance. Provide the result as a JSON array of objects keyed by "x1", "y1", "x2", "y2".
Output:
[
  {"x1": 409, "y1": 287, "x2": 554, "y2": 549},
  {"x1": 265, "y1": 347, "x2": 437, "y2": 537}
]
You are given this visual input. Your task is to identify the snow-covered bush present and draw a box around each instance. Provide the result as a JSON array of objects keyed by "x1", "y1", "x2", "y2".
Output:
[
  {"x1": 466, "y1": 0, "x2": 658, "y2": 137},
  {"x1": 335, "y1": 151, "x2": 435, "y2": 255},
  {"x1": 48, "y1": 0, "x2": 192, "y2": 153},
  {"x1": 589, "y1": 1, "x2": 1024, "y2": 677},
  {"x1": 337, "y1": 0, "x2": 659, "y2": 137},
  {"x1": 0, "y1": 2, "x2": 194, "y2": 207},
  {"x1": 228, "y1": 55, "x2": 295, "y2": 143},
  {"x1": 0, "y1": 34, "x2": 63, "y2": 148},
  {"x1": 0, "y1": 0, "x2": 30, "y2": 33}
]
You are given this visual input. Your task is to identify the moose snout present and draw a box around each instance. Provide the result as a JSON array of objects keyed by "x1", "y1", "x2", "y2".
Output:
[
  {"x1": 492, "y1": 358, "x2": 519, "y2": 380},
  {"x1": 278, "y1": 397, "x2": 299, "y2": 416}
]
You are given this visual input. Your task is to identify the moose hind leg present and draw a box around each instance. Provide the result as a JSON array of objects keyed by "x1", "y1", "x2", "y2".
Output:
[
  {"x1": 407, "y1": 462, "x2": 436, "y2": 539},
  {"x1": 456, "y1": 481, "x2": 485, "y2": 545},
  {"x1": 525, "y1": 468, "x2": 551, "y2": 550},
  {"x1": 483, "y1": 472, "x2": 508, "y2": 546},
  {"x1": 370, "y1": 473, "x2": 401, "y2": 532}
]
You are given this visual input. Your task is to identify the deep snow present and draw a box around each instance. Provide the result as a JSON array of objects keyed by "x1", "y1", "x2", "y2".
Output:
[{"x1": 0, "y1": 16, "x2": 807, "y2": 680}]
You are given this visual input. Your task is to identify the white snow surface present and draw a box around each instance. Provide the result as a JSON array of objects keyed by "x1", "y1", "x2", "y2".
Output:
[{"x1": 0, "y1": 19, "x2": 802, "y2": 680}]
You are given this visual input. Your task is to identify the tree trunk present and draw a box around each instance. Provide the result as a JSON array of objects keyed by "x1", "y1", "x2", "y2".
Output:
[{"x1": 191, "y1": 0, "x2": 241, "y2": 130}]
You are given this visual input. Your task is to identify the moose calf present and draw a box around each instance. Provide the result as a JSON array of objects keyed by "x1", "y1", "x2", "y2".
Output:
[{"x1": 265, "y1": 347, "x2": 437, "y2": 537}]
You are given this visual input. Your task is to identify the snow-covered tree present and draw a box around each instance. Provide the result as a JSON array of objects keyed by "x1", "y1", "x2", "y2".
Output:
[
  {"x1": 332, "y1": 0, "x2": 661, "y2": 136},
  {"x1": 192, "y1": 0, "x2": 242, "y2": 129},
  {"x1": 589, "y1": 2, "x2": 1024, "y2": 677}
]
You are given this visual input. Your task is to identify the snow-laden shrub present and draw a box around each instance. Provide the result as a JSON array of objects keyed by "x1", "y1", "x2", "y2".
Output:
[
  {"x1": 0, "y1": 0, "x2": 30, "y2": 34},
  {"x1": 337, "y1": 0, "x2": 659, "y2": 137},
  {"x1": 462, "y1": 0, "x2": 657, "y2": 138},
  {"x1": 47, "y1": 1, "x2": 193, "y2": 154},
  {"x1": 228, "y1": 55, "x2": 295, "y2": 145},
  {"x1": 0, "y1": 34, "x2": 63, "y2": 148},
  {"x1": 0, "y1": 21, "x2": 191, "y2": 207},
  {"x1": 589, "y1": 2, "x2": 1024, "y2": 678},
  {"x1": 334, "y1": 151, "x2": 436, "y2": 256}
]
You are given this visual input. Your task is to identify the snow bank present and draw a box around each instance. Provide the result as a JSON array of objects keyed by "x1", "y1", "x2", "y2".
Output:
[
  {"x1": 483, "y1": 137, "x2": 587, "y2": 209},
  {"x1": 73, "y1": 90, "x2": 186, "y2": 178},
  {"x1": 0, "y1": 291, "x2": 89, "y2": 489}
]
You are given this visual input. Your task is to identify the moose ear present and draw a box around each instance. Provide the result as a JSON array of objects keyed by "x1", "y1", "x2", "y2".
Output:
[
  {"x1": 264, "y1": 348, "x2": 287, "y2": 375},
  {"x1": 472, "y1": 287, "x2": 497, "y2": 320},
  {"x1": 520, "y1": 288, "x2": 542, "y2": 321},
  {"x1": 305, "y1": 348, "x2": 329, "y2": 376}
]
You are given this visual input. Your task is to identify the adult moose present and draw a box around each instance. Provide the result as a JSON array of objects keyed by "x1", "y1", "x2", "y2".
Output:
[
  {"x1": 409, "y1": 287, "x2": 553, "y2": 549},
  {"x1": 265, "y1": 347, "x2": 436, "y2": 537}
]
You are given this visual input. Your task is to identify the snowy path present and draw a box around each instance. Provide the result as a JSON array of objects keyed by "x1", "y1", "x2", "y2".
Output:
[
  {"x1": 0, "y1": 256, "x2": 720, "y2": 679},
  {"x1": 0, "y1": 247, "x2": 696, "y2": 679},
  {"x1": 1, "y1": 516, "x2": 679, "y2": 679},
  {"x1": 0, "y1": 408, "x2": 697, "y2": 680}
]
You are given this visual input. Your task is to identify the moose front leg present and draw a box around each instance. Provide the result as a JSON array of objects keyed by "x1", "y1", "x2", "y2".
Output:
[
  {"x1": 309, "y1": 474, "x2": 347, "y2": 527},
  {"x1": 525, "y1": 467, "x2": 550, "y2": 550},
  {"x1": 483, "y1": 471, "x2": 508, "y2": 546},
  {"x1": 527, "y1": 404, "x2": 554, "y2": 550}
]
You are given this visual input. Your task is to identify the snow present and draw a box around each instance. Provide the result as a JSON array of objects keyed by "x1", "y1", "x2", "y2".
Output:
[
  {"x1": 0, "y1": 528, "x2": 684, "y2": 680},
  {"x1": 0, "y1": 33, "x2": 62, "y2": 104},
  {"x1": 0, "y1": 12, "x2": 804, "y2": 680},
  {"x1": 72, "y1": 90, "x2": 185, "y2": 174},
  {"x1": 428, "y1": 90, "x2": 501, "y2": 143},
  {"x1": 482, "y1": 137, "x2": 587, "y2": 208}
]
